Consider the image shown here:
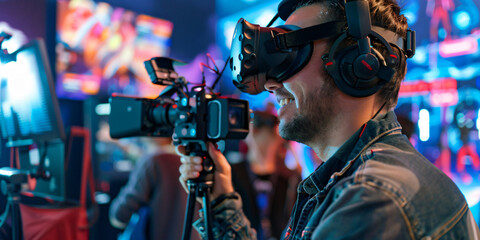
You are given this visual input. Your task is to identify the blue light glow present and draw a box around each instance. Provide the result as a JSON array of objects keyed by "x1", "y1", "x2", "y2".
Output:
[
  {"x1": 448, "y1": 65, "x2": 480, "y2": 81},
  {"x1": 189, "y1": 128, "x2": 196, "y2": 137},
  {"x1": 477, "y1": 109, "x2": 480, "y2": 139},
  {"x1": 403, "y1": 11, "x2": 417, "y2": 25},
  {"x1": 254, "y1": 9, "x2": 276, "y2": 26},
  {"x1": 438, "y1": 28, "x2": 447, "y2": 40},
  {"x1": 419, "y1": 109, "x2": 430, "y2": 142},
  {"x1": 454, "y1": 11, "x2": 471, "y2": 30},
  {"x1": 217, "y1": 1, "x2": 284, "y2": 54},
  {"x1": 95, "y1": 103, "x2": 111, "y2": 116},
  {"x1": 411, "y1": 46, "x2": 427, "y2": 65}
]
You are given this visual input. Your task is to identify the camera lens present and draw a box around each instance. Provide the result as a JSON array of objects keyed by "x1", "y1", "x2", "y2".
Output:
[{"x1": 228, "y1": 107, "x2": 242, "y2": 128}]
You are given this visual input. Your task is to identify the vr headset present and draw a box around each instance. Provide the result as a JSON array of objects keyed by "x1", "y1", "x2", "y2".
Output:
[{"x1": 230, "y1": 0, "x2": 416, "y2": 97}]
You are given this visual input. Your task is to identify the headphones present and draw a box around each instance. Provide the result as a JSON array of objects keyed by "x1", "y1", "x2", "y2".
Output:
[
  {"x1": 321, "y1": 0, "x2": 401, "y2": 97},
  {"x1": 230, "y1": 0, "x2": 415, "y2": 96}
]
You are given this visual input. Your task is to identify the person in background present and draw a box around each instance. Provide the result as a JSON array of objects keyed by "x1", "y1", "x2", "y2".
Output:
[
  {"x1": 109, "y1": 137, "x2": 200, "y2": 240},
  {"x1": 231, "y1": 109, "x2": 301, "y2": 240}
]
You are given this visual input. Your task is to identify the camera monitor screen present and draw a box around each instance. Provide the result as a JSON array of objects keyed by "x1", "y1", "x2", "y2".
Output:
[
  {"x1": 18, "y1": 140, "x2": 66, "y2": 202},
  {"x1": 0, "y1": 39, "x2": 65, "y2": 146}
]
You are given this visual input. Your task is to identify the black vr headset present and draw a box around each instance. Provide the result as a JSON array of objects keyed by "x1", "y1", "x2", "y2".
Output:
[{"x1": 230, "y1": 0, "x2": 416, "y2": 97}]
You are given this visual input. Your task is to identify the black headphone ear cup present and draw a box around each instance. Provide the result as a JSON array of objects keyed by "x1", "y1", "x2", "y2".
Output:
[
  {"x1": 325, "y1": 44, "x2": 383, "y2": 97},
  {"x1": 352, "y1": 52, "x2": 380, "y2": 82}
]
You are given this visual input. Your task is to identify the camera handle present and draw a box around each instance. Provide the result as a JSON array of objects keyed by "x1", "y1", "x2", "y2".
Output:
[{"x1": 182, "y1": 144, "x2": 215, "y2": 240}]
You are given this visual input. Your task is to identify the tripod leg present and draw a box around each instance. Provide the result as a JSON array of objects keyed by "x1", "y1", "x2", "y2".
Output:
[
  {"x1": 182, "y1": 182, "x2": 198, "y2": 240},
  {"x1": 10, "y1": 194, "x2": 21, "y2": 240},
  {"x1": 199, "y1": 185, "x2": 214, "y2": 240}
]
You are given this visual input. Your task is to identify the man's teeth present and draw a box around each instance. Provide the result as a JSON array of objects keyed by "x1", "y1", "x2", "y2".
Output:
[{"x1": 279, "y1": 98, "x2": 294, "y2": 107}]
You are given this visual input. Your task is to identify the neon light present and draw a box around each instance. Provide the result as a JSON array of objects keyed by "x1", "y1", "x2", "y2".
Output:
[
  {"x1": 399, "y1": 80, "x2": 430, "y2": 97},
  {"x1": 95, "y1": 103, "x2": 111, "y2": 116},
  {"x1": 477, "y1": 109, "x2": 480, "y2": 139},
  {"x1": 399, "y1": 78, "x2": 457, "y2": 97},
  {"x1": 448, "y1": 66, "x2": 477, "y2": 80},
  {"x1": 419, "y1": 109, "x2": 430, "y2": 142},
  {"x1": 430, "y1": 90, "x2": 458, "y2": 107},
  {"x1": 439, "y1": 37, "x2": 478, "y2": 58},
  {"x1": 454, "y1": 11, "x2": 471, "y2": 30},
  {"x1": 411, "y1": 47, "x2": 427, "y2": 64}
]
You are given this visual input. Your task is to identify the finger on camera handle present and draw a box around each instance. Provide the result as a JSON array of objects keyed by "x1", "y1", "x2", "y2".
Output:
[
  {"x1": 175, "y1": 144, "x2": 188, "y2": 157},
  {"x1": 178, "y1": 164, "x2": 201, "y2": 193}
]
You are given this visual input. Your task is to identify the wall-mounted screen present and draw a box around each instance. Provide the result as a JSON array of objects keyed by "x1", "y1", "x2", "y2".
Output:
[{"x1": 56, "y1": 0, "x2": 174, "y2": 100}]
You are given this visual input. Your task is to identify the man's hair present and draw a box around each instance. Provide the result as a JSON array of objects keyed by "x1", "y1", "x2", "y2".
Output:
[{"x1": 295, "y1": 0, "x2": 408, "y2": 110}]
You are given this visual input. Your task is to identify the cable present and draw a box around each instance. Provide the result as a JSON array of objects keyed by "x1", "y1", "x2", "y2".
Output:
[
  {"x1": 267, "y1": 13, "x2": 279, "y2": 27},
  {"x1": 372, "y1": 101, "x2": 387, "y2": 120},
  {"x1": 211, "y1": 56, "x2": 231, "y2": 91}
]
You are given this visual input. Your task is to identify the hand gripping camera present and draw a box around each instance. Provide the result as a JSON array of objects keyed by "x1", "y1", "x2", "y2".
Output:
[{"x1": 109, "y1": 57, "x2": 250, "y2": 240}]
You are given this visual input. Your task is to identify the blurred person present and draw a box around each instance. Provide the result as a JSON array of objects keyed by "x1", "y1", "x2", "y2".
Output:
[
  {"x1": 109, "y1": 137, "x2": 200, "y2": 240},
  {"x1": 231, "y1": 109, "x2": 301, "y2": 240},
  {"x1": 177, "y1": 0, "x2": 480, "y2": 239}
]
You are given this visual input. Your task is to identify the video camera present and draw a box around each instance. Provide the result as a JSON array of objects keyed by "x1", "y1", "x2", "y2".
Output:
[
  {"x1": 109, "y1": 57, "x2": 250, "y2": 151},
  {"x1": 109, "y1": 57, "x2": 250, "y2": 240}
]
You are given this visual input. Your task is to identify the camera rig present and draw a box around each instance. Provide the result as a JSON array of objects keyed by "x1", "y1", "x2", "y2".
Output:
[
  {"x1": 109, "y1": 56, "x2": 250, "y2": 240},
  {"x1": 109, "y1": 57, "x2": 250, "y2": 150}
]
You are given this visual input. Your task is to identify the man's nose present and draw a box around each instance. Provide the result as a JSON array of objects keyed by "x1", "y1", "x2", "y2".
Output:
[{"x1": 264, "y1": 79, "x2": 283, "y2": 92}]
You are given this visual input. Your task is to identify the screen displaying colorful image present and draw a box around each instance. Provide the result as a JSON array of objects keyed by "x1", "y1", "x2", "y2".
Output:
[
  {"x1": 56, "y1": 0, "x2": 174, "y2": 99},
  {"x1": 0, "y1": 39, "x2": 65, "y2": 144}
]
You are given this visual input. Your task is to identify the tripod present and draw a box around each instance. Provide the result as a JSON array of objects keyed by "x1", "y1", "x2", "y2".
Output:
[
  {"x1": 181, "y1": 147, "x2": 215, "y2": 240},
  {"x1": 0, "y1": 167, "x2": 28, "y2": 240}
]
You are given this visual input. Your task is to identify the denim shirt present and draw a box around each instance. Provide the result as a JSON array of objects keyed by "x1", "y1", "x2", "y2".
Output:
[{"x1": 194, "y1": 111, "x2": 480, "y2": 239}]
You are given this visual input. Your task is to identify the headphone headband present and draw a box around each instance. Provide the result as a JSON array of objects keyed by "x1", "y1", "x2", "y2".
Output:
[{"x1": 273, "y1": 22, "x2": 413, "y2": 59}]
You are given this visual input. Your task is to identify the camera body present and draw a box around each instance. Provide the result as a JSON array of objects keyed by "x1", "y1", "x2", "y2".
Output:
[{"x1": 109, "y1": 57, "x2": 250, "y2": 149}]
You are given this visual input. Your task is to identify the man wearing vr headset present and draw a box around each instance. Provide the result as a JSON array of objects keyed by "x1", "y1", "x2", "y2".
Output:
[{"x1": 178, "y1": 0, "x2": 480, "y2": 239}]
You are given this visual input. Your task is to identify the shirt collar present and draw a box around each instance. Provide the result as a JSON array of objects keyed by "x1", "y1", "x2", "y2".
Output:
[{"x1": 299, "y1": 111, "x2": 402, "y2": 195}]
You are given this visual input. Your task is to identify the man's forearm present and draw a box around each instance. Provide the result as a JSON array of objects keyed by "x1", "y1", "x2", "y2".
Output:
[{"x1": 193, "y1": 192, "x2": 257, "y2": 239}]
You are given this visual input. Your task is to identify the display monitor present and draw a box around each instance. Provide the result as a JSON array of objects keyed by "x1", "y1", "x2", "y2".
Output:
[
  {"x1": 0, "y1": 38, "x2": 67, "y2": 202},
  {"x1": 0, "y1": 39, "x2": 65, "y2": 147},
  {"x1": 56, "y1": 0, "x2": 174, "y2": 99},
  {"x1": 18, "y1": 139, "x2": 66, "y2": 202}
]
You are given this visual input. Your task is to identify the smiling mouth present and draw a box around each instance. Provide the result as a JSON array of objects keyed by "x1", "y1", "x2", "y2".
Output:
[{"x1": 279, "y1": 98, "x2": 295, "y2": 107}]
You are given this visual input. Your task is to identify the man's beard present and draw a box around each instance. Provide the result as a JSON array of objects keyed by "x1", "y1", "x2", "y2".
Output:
[{"x1": 279, "y1": 80, "x2": 336, "y2": 147}]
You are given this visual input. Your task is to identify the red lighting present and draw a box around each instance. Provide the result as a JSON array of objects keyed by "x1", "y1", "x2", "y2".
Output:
[{"x1": 399, "y1": 77, "x2": 458, "y2": 99}]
